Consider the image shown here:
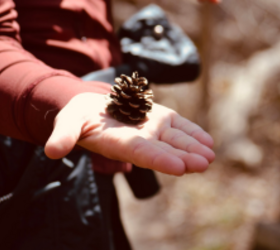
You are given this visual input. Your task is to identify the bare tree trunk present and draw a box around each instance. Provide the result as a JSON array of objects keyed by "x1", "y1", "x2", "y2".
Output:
[{"x1": 199, "y1": 2, "x2": 213, "y2": 131}]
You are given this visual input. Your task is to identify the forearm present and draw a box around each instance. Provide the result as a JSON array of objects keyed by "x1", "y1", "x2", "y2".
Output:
[
  {"x1": 0, "y1": 40, "x2": 110, "y2": 145},
  {"x1": 0, "y1": 0, "x2": 113, "y2": 144}
]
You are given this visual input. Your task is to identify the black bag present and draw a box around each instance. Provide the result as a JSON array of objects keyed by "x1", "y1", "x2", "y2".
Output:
[
  {"x1": 82, "y1": 4, "x2": 201, "y2": 85},
  {"x1": 0, "y1": 136, "x2": 121, "y2": 250},
  {"x1": 118, "y1": 4, "x2": 201, "y2": 84}
]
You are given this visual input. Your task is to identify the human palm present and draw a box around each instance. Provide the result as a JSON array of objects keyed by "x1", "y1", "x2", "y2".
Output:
[{"x1": 45, "y1": 93, "x2": 215, "y2": 176}]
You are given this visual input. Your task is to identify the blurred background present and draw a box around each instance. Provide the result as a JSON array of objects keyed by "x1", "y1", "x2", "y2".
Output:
[{"x1": 112, "y1": 0, "x2": 280, "y2": 249}]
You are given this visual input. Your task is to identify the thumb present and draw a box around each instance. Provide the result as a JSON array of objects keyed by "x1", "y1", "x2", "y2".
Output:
[{"x1": 44, "y1": 116, "x2": 82, "y2": 159}]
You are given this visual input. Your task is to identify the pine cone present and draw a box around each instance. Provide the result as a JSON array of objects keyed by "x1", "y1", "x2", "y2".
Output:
[{"x1": 107, "y1": 72, "x2": 153, "y2": 124}]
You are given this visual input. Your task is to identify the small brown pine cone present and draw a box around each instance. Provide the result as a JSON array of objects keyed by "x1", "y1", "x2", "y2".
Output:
[{"x1": 107, "y1": 71, "x2": 153, "y2": 124}]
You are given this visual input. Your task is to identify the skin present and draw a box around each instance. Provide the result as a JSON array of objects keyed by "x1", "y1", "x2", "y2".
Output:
[
  {"x1": 45, "y1": 93, "x2": 215, "y2": 176},
  {"x1": 199, "y1": 0, "x2": 221, "y2": 3}
]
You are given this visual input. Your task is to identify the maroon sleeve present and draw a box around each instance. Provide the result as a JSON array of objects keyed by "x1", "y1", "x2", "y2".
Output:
[{"x1": 0, "y1": 0, "x2": 111, "y2": 145}]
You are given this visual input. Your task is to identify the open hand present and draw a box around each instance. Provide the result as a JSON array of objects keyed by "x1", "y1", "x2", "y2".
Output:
[{"x1": 45, "y1": 93, "x2": 215, "y2": 176}]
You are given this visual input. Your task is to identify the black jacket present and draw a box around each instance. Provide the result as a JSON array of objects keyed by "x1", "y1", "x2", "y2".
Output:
[{"x1": 0, "y1": 135, "x2": 131, "y2": 250}]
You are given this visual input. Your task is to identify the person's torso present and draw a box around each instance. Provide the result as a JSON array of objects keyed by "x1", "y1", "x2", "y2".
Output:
[{"x1": 14, "y1": 0, "x2": 122, "y2": 76}]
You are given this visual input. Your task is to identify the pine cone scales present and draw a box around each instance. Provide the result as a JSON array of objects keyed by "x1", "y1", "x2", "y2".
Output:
[{"x1": 107, "y1": 72, "x2": 153, "y2": 124}]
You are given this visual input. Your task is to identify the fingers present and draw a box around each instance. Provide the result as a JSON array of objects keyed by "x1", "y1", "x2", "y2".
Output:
[
  {"x1": 160, "y1": 127, "x2": 215, "y2": 163},
  {"x1": 191, "y1": 129, "x2": 214, "y2": 149},
  {"x1": 80, "y1": 134, "x2": 208, "y2": 176},
  {"x1": 198, "y1": 0, "x2": 221, "y2": 3},
  {"x1": 126, "y1": 135, "x2": 211, "y2": 176},
  {"x1": 82, "y1": 134, "x2": 187, "y2": 176},
  {"x1": 44, "y1": 115, "x2": 82, "y2": 159},
  {"x1": 171, "y1": 113, "x2": 214, "y2": 149},
  {"x1": 153, "y1": 141, "x2": 210, "y2": 173},
  {"x1": 130, "y1": 140, "x2": 186, "y2": 176}
]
